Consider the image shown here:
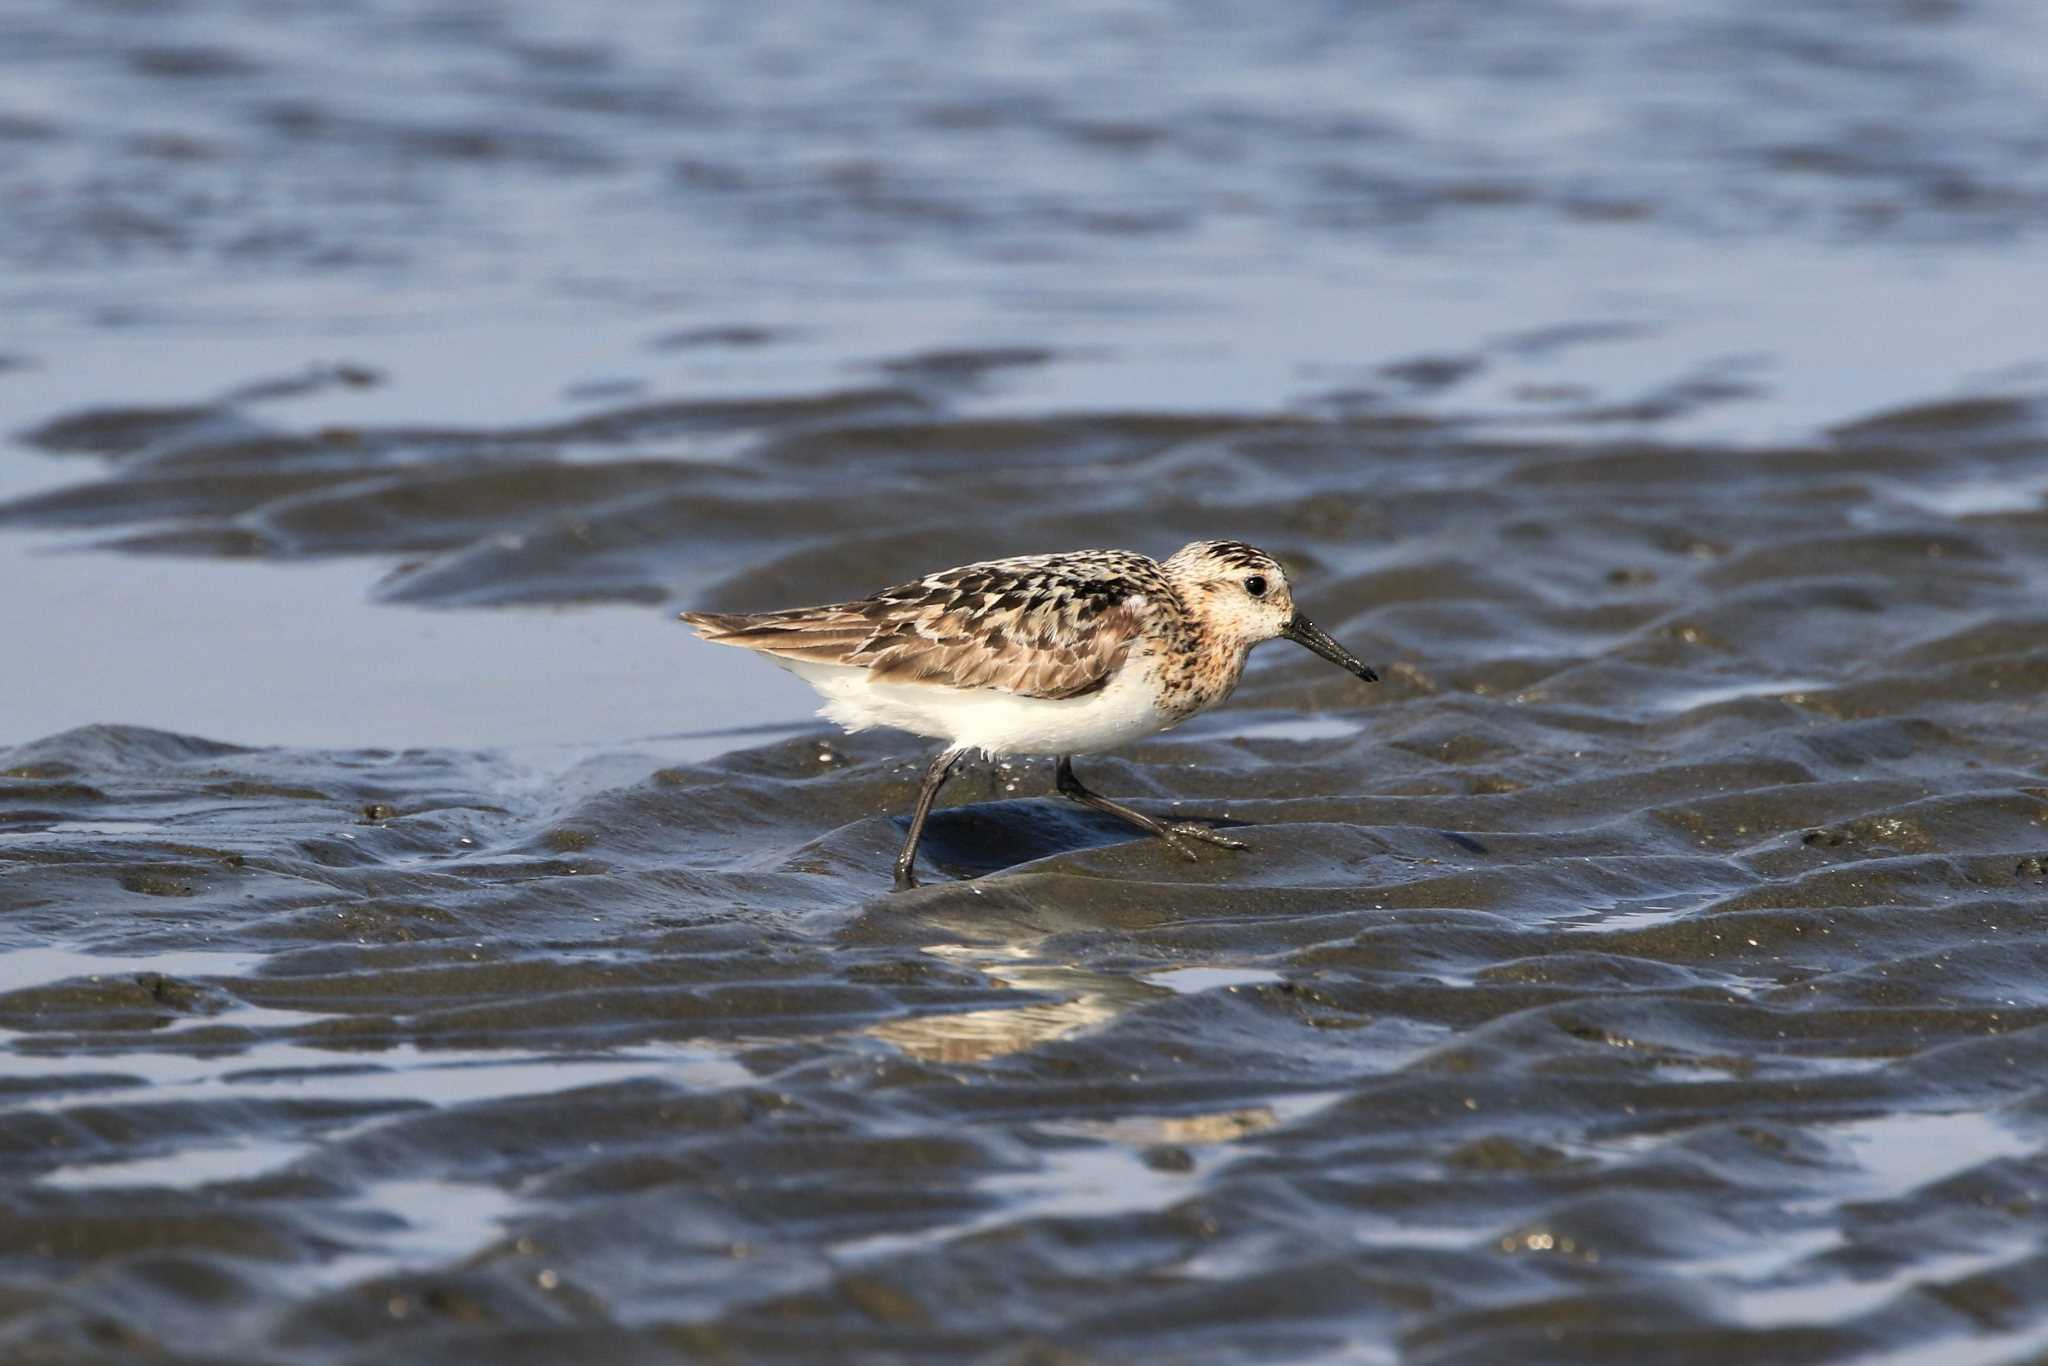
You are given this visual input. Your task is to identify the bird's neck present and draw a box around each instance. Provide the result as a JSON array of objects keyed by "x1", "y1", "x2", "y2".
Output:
[{"x1": 1148, "y1": 623, "x2": 1251, "y2": 722}]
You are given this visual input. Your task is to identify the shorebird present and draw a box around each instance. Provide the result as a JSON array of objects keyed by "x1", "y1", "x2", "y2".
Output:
[{"x1": 681, "y1": 540, "x2": 1377, "y2": 889}]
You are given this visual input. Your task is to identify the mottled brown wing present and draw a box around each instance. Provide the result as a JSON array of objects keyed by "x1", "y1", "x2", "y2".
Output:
[{"x1": 680, "y1": 552, "x2": 1165, "y2": 701}]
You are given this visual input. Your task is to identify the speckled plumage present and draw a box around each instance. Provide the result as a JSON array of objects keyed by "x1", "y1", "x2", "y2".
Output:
[
  {"x1": 681, "y1": 540, "x2": 1377, "y2": 889},
  {"x1": 682, "y1": 549, "x2": 1168, "y2": 697}
]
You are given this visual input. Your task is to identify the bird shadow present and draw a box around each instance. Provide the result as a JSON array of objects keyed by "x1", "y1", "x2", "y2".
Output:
[{"x1": 904, "y1": 798, "x2": 1248, "y2": 881}]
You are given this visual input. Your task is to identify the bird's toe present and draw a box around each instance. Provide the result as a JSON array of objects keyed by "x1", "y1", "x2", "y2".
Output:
[{"x1": 1168, "y1": 821, "x2": 1248, "y2": 851}]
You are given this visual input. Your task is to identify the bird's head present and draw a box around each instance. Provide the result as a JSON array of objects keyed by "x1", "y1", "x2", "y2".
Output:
[{"x1": 1162, "y1": 540, "x2": 1378, "y2": 683}]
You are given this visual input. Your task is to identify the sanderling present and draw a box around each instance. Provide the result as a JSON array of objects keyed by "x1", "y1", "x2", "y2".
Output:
[{"x1": 681, "y1": 540, "x2": 1377, "y2": 890}]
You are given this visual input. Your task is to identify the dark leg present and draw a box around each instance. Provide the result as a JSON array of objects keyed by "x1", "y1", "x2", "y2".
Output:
[
  {"x1": 1053, "y1": 755, "x2": 1248, "y2": 860},
  {"x1": 895, "y1": 747, "x2": 966, "y2": 891}
]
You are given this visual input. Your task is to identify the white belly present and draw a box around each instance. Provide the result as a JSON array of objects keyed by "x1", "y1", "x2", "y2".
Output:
[{"x1": 781, "y1": 658, "x2": 1173, "y2": 757}]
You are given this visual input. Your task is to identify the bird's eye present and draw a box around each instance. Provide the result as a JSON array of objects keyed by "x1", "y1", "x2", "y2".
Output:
[{"x1": 1243, "y1": 575, "x2": 1268, "y2": 598}]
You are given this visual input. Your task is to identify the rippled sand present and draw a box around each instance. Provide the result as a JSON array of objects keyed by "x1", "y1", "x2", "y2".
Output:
[
  {"x1": 5, "y1": 382, "x2": 2048, "y2": 1361},
  {"x1": 6, "y1": 0, "x2": 2048, "y2": 1361}
]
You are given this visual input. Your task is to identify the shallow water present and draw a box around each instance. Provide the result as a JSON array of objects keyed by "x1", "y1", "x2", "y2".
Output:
[{"x1": 5, "y1": 1, "x2": 2048, "y2": 1363}]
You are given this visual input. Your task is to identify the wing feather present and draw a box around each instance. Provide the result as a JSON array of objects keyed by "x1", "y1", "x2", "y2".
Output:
[{"x1": 679, "y1": 551, "x2": 1167, "y2": 701}]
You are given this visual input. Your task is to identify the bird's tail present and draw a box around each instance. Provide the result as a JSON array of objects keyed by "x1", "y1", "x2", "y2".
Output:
[
  {"x1": 677, "y1": 610, "x2": 764, "y2": 642},
  {"x1": 677, "y1": 608, "x2": 873, "y2": 664}
]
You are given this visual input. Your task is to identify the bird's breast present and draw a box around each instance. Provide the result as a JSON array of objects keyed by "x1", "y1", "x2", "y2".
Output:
[{"x1": 1143, "y1": 638, "x2": 1247, "y2": 725}]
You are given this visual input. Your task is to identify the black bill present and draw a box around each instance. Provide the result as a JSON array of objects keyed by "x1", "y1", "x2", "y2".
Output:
[{"x1": 1281, "y1": 614, "x2": 1379, "y2": 683}]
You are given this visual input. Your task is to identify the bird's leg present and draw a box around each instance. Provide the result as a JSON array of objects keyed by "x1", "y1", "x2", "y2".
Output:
[
  {"x1": 1053, "y1": 755, "x2": 1248, "y2": 860},
  {"x1": 894, "y1": 747, "x2": 966, "y2": 891}
]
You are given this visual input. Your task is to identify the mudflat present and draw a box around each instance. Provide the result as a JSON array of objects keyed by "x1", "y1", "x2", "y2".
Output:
[{"x1": 5, "y1": 1, "x2": 2048, "y2": 1361}]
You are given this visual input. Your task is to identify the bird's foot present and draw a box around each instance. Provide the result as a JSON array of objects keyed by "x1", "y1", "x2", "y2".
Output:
[
  {"x1": 893, "y1": 868, "x2": 920, "y2": 892},
  {"x1": 1159, "y1": 822, "x2": 1250, "y2": 859}
]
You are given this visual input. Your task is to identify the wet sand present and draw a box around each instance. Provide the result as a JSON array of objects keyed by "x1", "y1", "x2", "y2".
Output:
[
  {"x1": 6, "y1": 1, "x2": 2048, "y2": 1362},
  {"x1": 6, "y1": 385, "x2": 2048, "y2": 1362}
]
